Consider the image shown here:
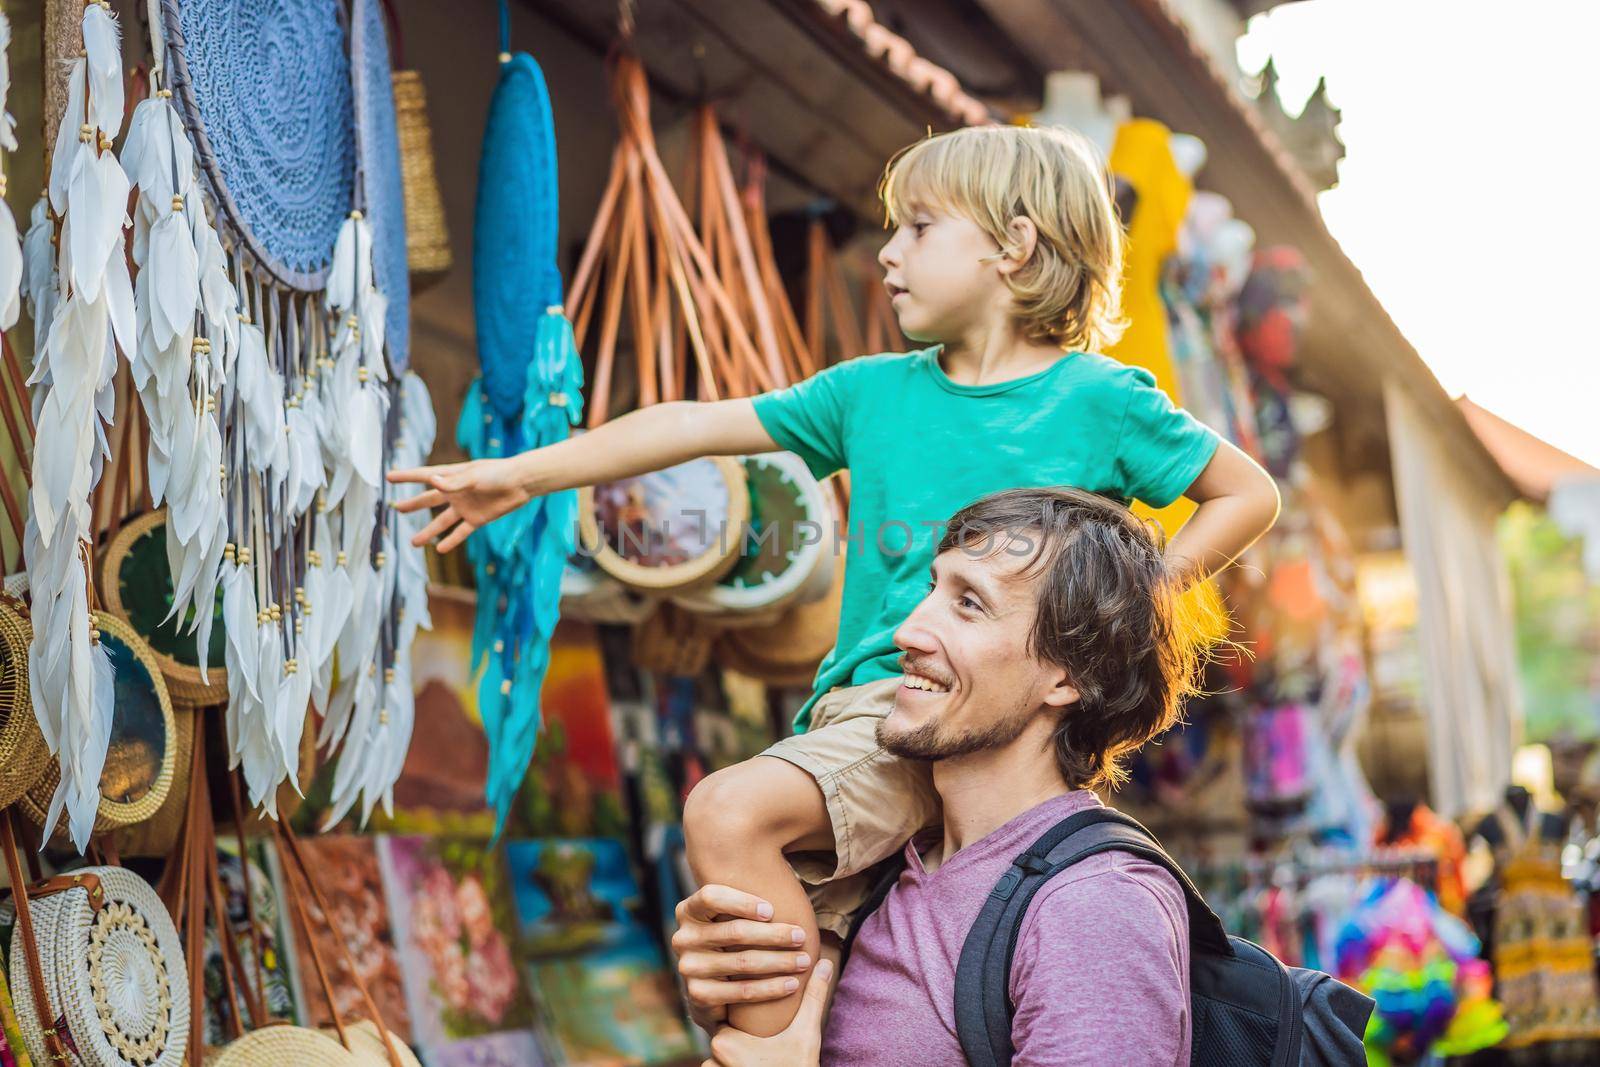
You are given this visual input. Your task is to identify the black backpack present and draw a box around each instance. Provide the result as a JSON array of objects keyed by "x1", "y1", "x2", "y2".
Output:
[{"x1": 845, "y1": 808, "x2": 1374, "y2": 1066}]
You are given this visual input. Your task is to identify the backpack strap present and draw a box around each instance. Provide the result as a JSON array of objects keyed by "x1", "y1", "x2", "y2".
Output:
[{"x1": 954, "y1": 807, "x2": 1231, "y2": 1067}]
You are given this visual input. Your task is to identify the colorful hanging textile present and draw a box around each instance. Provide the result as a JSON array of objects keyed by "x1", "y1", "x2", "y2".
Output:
[
  {"x1": 459, "y1": 0, "x2": 583, "y2": 837},
  {"x1": 1106, "y1": 117, "x2": 1193, "y2": 536}
]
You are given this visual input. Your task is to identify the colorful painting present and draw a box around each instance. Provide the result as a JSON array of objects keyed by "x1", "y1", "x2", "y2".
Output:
[
  {"x1": 282, "y1": 835, "x2": 411, "y2": 1041},
  {"x1": 506, "y1": 839, "x2": 695, "y2": 1066},
  {"x1": 202, "y1": 838, "x2": 300, "y2": 1043},
  {"x1": 378, "y1": 835, "x2": 535, "y2": 1059},
  {"x1": 376, "y1": 590, "x2": 628, "y2": 842}
]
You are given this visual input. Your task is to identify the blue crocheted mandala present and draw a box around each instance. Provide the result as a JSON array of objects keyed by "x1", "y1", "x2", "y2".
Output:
[
  {"x1": 473, "y1": 52, "x2": 562, "y2": 423},
  {"x1": 164, "y1": 0, "x2": 356, "y2": 291},
  {"x1": 353, "y1": 0, "x2": 410, "y2": 372}
]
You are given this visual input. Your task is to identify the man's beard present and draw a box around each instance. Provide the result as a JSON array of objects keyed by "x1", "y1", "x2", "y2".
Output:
[{"x1": 875, "y1": 699, "x2": 1034, "y2": 762}]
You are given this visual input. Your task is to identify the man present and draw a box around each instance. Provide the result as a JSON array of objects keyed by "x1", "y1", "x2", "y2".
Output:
[{"x1": 672, "y1": 487, "x2": 1210, "y2": 1066}]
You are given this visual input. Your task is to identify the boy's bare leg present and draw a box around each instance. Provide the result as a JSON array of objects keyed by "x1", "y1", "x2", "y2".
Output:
[{"x1": 683, "y1": 755, "x2": 835, "y2": 1037}]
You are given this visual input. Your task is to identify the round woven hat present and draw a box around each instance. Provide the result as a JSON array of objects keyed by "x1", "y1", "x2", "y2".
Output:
[
  {"x1": 162, "y1": 0, "x2": 355, "y2": 290},
  {"x1": 11, "y1": 866, "x2": 191, "y2": 1067},
  {"x1": 0, "y1": 596, "x2": 48, "y2": 808},
  {"x1": 19, "y1": 614, "x2": 178, "y2": 837},
  {"x1": 210, "y1": 1024, "x2": 359, "y2": 1066},
  {"x1": 101, "y1": 510, "x2": 229, "y2": 707},
  {"x1": 322, "y1": 1020, "x2": 420, "y2": 1067}
]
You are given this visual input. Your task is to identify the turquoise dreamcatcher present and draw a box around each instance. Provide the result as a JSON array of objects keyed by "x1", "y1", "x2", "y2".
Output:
[{"x1": 457, "y1": 0, "x2": 583, "y2": 837}]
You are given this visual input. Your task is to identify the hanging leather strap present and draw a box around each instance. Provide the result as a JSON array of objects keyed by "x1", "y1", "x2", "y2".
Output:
[
  {"x1": 276, "y1": 821, "x2": 405, "y2": 1067},
  {"x1": 227, "y1": 767, "x2": 270, "y2": 1026},
  {"x1": 272, "y1": 824, "x2": 349, "y2": 1051},
  {"x1": 2, "y1": 809, "x2": 72, "y2": 1064}
]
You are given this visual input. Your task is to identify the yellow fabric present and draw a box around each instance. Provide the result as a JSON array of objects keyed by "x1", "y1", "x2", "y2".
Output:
[
  {"x1": 1108, "y1": 119, "x2": 1194, "y2": 535},
  {"x1": 1106, "y1": 120, "x2": 1228, "y2": 639}
]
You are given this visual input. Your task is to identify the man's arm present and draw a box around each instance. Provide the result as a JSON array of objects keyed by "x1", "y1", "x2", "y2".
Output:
[
  {"x1": 1166, "y1": 439, "x2": 1280, "y2": 585},
  {"x1": 1009, "y1": 866, "x2": 1190, "y2": 1067},
  {"x1": 391, "y1": 398, "x2": 776, "y2": 552}
]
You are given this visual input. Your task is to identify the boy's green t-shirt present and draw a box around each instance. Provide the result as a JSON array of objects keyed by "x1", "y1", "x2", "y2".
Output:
[{"x1": 751, "y1": 347, "x2": 1221, "y2": 733}]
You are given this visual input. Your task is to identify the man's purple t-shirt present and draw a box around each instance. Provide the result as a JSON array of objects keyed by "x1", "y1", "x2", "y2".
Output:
[{"x1": 823, "y1": 791, "x2": 1191, "y2": 1066}]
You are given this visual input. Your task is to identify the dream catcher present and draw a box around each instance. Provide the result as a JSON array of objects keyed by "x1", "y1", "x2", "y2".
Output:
[
  {"x1": 23, "y1": 0, "x2": 130, "y2": 850},
  {"x1": 459, "y1": 0, "x2": 585, "y2": 836}
]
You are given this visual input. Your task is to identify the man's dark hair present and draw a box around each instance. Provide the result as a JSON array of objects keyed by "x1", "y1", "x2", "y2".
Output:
[{"x1": 936, "y1": 486, "x2": 1208, "y2": 791}]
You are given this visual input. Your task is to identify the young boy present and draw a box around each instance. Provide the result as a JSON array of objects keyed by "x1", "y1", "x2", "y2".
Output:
[{"x1": 391, "y1": 125, "x2": 1279, "y2": 1036}]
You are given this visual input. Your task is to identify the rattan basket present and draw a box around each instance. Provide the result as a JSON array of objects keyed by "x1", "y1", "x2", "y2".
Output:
[
  {"x1": 0, "y1": 597, "x2": 48, "y2": 808},
  {"x1": 18, "y1": 613, "x2": 178, "y2": 838},
  {"x1": 10, "y1": 866, "x2": 190, "y2": 1067},
  {"x1": 392, "y1": 69, "x2": 451, "y2": 282},
  {"x1": 632, "y1": 602, "x2": 719, "y2": 677},
  {"x1": 107, "y1": 704, "x2": 194, "y2": 858},
  {"x1": 323, "y1": 1020, "x2": 421, "y2": 1067},
  {"x1": 717, "y1": 540, "x2": 845, "y2": 686},
  {"x1": 100, "y1": 509, "x2": 230, "y2": 708},
  {"x1": 210, "y1": 1024, "x2": 359, "y2": 1066}
]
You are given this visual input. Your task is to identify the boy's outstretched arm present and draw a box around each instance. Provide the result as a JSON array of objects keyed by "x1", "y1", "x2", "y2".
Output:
[
  {"x1": 1167, "y1": 439, "x2": 1281, "y2": 584},
  {"x1": 388, "y1": 397, "x2": 777, "y2": 552}
]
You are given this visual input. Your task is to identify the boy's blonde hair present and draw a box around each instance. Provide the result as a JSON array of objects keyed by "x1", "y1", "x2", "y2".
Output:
[{"x1": 879, "y1": 125, "x2": 1126, "y2": 352}]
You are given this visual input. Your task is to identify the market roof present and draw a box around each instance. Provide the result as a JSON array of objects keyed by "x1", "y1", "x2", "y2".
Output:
[{"x1": 1457, "y1": 397, "x2": 1599, "y2": 504}]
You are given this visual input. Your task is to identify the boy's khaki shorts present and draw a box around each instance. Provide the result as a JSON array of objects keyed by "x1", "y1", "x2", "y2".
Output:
[{"x1": 761, "y1": 676, "x2": 940, "y2": 939}]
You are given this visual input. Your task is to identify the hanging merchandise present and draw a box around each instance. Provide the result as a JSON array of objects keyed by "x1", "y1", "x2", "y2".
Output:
[
  {"x1": 1235, "y1": 246, "x2": 1311, "y2": 478},
  {"x1": 0, "y1": 12, "x2": 20, "y2": 334},
  {"x1": 150, "y1": 0, "x2": 415, "y2": 817},
  {"x1": 1106, "y1": 117, "x2": 1193, "y2": 534},
  {"x1": 1476, "y1": 800, "x2": 1600, "y2": 1055},
  {"x1": 19, "y1": 612, "x2": 176, "y2": 843},
  {"x1": 564, "y1": 53, "x2": 772, "y2": 608},
  {"x1": 2, "y1": 819, "x2": 191, "y2": 1067},
  {"x1": 0, "y1": 596, "x2": 46, "y2": 809},
  {"x1": 312, "y1": 0, "x2": 431, "y2": 830},
  {"x1": 382, "y1": 0, "x2": 452, "y2": 284},
  {"x1": 23, "y1": 0, "x2": 128, "y2": 852},
  {"x1": 1163, "y1": 190, "x2": 1261, "y2": 458},
  {"x1": 99, "y1": 509, "x2": 228, "y2": 707},
  {"x1": 671, "y1": 122, "x2": 835, "y2": 624},
  {"x1": 1333, "y1": 878, "x2": 1506, "y2": 1065},
  {"x1": 460, "y1": 0, "x2": 585, "y2": 837}
]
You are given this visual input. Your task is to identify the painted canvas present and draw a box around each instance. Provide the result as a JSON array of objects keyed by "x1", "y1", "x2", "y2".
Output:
[
  {"x1": 202, "y1": 838, "x2": 300, "y2": 1043},
  {"x1": 281, "y1": 835, "x2": 412, "y2": 1041},
  {"x1": 378, "y1": 591, "x2": 628, "y2": 842},
  {"x1": 378, "y1": 835, "x2": 537, "y2": 1063},
  {"x1": 506, "y1": 839, "x2": 695, "y2": 1065}
]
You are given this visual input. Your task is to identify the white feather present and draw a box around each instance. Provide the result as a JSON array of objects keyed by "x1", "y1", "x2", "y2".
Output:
[
  {"x1": 48, "y1": 60, "x2": 85, "y2": 214},
  {"x1": 0, "y1": 200, "x2": 21, "y2": 330},
  {"x1": 81, "y1": 3, "x2": 124, "y2": 138}
]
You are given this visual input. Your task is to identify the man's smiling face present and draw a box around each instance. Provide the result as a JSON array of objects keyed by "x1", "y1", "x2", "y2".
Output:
[{"x1": 878, "y1": 532, "x2": 1079, "y2": 762}]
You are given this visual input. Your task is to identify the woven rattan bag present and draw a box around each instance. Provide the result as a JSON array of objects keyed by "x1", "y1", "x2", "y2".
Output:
[
  {"x1": 18, "y1": 614, "x2": 177, "y2": 840},
  {"x1": 0, "y1": 596, "x2": 47, "y2": 808},
  {"x1": 8, "y1": 865, "x2": 191, "y2": 1067},
  {"x1": 100, "y1": 510, "x2": 229, "y2": 707}
]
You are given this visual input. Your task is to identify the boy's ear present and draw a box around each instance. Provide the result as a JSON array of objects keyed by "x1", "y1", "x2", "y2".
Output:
[{"x1": 997, "y1": 216, "x2": 1039, "y2": 276}]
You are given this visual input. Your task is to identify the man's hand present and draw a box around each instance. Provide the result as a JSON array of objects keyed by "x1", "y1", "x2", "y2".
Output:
[
  {"x1": 387, "y1": 457, "x2": 532, "y2": 553},
  {"x1": 671, "y1": 885, "x2": 809, "y2": 1033},
  {"x1": 705, "y1": 959, "x2": 833, "y2": 1067}
]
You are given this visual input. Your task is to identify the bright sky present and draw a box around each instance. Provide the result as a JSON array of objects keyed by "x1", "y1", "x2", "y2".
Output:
[{"x1": 1238, "y1": 0, "x2": 1600, "y2": 467}]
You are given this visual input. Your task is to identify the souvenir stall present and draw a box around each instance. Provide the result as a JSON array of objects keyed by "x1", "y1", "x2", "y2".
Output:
[{"x1": 0, "y1": 1, "x2": 1565, "y2": 1066}]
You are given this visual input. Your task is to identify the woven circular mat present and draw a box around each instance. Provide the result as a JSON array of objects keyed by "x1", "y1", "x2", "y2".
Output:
[
  {"x1": 19, "y1": 614, "x2": 178, "y2": 838},
  {"x1": 0, "y1": 597, "x2": 48, "y2": 808},
  {"x1": 162, "y1": 0, "x2": 355, "y2": 290},
  {"x1": 101, "y1": 509, "x2": 229, "y2": 707},
  {"x1": 352, "y1": 0, "x2": 409, "y2": 371}
]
